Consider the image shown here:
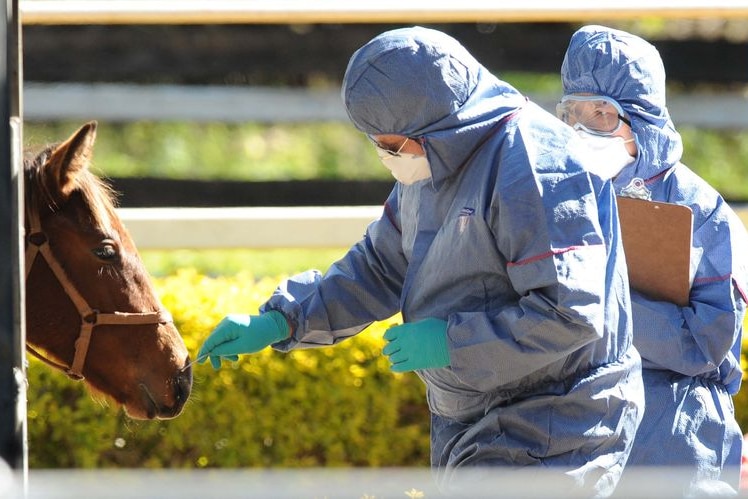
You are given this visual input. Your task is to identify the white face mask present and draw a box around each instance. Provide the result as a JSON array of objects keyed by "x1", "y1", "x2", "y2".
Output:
[
  {"x1": 575, "y1": 130, "x2": 636, "y2": 180},
  {"x1": 375, "y1": 145, "x2": 432, "y2": 185}
]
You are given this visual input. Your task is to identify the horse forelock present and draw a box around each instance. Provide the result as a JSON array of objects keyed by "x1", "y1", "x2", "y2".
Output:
[
  {"x1": 24, "y1": 145, "x2": 119, "y2": 235},
  {"x1": 75, "y1": 170, "x2": 119, "y2": 234}
]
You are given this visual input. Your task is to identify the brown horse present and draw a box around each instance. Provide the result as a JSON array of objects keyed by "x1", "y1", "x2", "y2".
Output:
[{"x1": 24, "y1": 121, "x2": 192, "y2": 420}]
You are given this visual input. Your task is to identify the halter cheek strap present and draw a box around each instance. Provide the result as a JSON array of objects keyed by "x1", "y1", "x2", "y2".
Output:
[{"x1": 25, "y1": 206, "x2": 172, "y2": 381}]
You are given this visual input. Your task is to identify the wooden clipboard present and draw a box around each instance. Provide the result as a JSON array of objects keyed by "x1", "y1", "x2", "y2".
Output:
[{"x1": 616, "y1": 196, "x2": 693, "y2": 306}]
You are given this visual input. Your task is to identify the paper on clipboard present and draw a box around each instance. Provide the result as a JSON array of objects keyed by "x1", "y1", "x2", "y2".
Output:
[{"x1": 616, "y1": 196, "x2": 694, "y2": 306}]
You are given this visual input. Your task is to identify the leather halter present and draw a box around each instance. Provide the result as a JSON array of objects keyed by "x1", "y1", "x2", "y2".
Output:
[{"x1": 25, "y1": 204, "x2": 173, "y2": 381}]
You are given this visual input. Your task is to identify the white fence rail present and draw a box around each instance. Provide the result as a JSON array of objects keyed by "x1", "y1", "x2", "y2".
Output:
[
  {"x1": 20, "y1": 0, "x2": 748, "y2": 25},
  {"x1": 119, "y1": 205, "x2": 748, "y2": 250},
  {"x1": 24, "y1": 83, "x2": 748, "y2": 128},
  {"x1": 119, "y1": 206, "x2": 382, "y2": 249},
  {"x1": 23, "y1": 83, "x2": 347, "y2": 124}
]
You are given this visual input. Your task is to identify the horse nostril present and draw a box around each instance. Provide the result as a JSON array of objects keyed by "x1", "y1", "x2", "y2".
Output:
[{"x1": 174, "y1": 367, "x2": 192, "y2": 405}]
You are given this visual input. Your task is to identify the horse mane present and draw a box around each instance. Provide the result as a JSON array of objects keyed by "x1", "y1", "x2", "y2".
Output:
[{"x1": 24, "y1": 144, "x2": 119, "y2": 233}]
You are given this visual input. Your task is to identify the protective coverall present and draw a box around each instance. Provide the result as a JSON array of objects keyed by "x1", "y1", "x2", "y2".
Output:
[
  {"x1": 264, "y1": 27, "x2": 644, "y2": 496},
  {"x1": 562, "y1": 25, "x2": 748, "y2": 494}
]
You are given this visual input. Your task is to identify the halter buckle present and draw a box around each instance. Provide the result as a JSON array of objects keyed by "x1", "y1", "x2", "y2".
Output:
[
  {"x1": 83, "y1": 310, "x2": 99, "y2": 324},
  {"x1": 27, "y1": 232, "x2": 47, "y2": 247}
]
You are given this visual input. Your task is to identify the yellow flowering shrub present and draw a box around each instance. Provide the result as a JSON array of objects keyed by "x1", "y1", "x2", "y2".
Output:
[
  {"x1": 734, "y1": 314, "x2": 748, "y2": 433},
  {"x1": 27, "y1": 270, "x2": 430, "y2": 469},
  {"x1": 31, "y1": 269, "x2": 747, "y2": 467}
]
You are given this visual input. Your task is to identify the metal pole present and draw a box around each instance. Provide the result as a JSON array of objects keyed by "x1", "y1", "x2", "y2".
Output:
[{"x1": 0, "y1": 0, "x2": 26, "y2": 495}]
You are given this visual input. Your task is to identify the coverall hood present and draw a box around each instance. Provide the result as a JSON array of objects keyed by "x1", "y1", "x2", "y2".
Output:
[
  {"x1": 342, "y1": 26, "x2": 526, "y2": 187},
  {"x1": 561, "y1": 25, "x2": 683, "y2": 186}
]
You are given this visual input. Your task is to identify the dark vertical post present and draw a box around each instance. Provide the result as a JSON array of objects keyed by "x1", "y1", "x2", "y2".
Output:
[{"x1": 0, "y1": 0, "x2": 26, "y2": 493}]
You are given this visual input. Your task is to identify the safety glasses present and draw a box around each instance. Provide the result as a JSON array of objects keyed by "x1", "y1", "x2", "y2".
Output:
[
  {"x1": 556, "y1": 95, "x2": 631, "y2": 136},
  {"x1": 368, "y1": 136, "x2": 410, "y2": 157}
]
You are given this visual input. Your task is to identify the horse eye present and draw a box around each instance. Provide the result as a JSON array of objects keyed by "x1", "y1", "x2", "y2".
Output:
[{"x1": 92, "y1": 240, "x2": 118, "y2": 260}]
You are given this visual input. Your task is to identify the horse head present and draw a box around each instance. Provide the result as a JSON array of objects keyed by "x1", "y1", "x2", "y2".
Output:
[{"x1": 24, "y1": 121, "x2": 192, "y2": 420}]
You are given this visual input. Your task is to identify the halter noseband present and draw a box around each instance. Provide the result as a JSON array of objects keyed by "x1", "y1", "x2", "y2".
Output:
[{"x1": 25, "y1": 205, "x2": 172, "y2": 381}]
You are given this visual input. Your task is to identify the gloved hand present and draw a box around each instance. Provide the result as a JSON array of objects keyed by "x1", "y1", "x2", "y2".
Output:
[
  {"x1": 197, "y1": 310, "x2": 290, "y2": 369},
  {"x1": 382, "y1": 318, "x2": 450, "y2": 372}
]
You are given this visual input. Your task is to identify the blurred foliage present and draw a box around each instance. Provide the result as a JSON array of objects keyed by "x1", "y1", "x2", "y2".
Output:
[
  {"x1": 140, "y1": 247, "x2": 349, "y2": 278},
  {"x1": 736, "y1": 320, "x2": 748, "y2": 432},
  {"x1": 27, "y1": 270, "x2": 430, "y2": 469},
  {"x1": 24, "y1": 120, "x2": 390, "y2": 182},
  {"x1": 679, "y1": 127, "x2": 748, "y2": 201},
  {"x1": 24, "y1": 119, "x2": 748, "y2": 203}
]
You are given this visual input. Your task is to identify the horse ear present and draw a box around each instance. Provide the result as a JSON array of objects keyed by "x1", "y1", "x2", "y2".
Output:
[{"x1": 46, "y1": 121, "x2": 98, "y2": 199}]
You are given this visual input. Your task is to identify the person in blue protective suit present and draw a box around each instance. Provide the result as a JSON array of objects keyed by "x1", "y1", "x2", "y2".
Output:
[
  {"x1": 198, "y1": 26, "x2": 644, "y2": 497},
  {"x1": 559, "y1": 25, "x2": 748, "y2": 496}
]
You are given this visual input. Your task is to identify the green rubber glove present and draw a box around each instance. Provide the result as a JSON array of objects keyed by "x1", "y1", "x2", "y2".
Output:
[
  {"x1": 382, "y1": 318, "x2": 450, "y2": 372},
  {"x1": 197, "y1": 310, "x2": 290, "y2": 369}
]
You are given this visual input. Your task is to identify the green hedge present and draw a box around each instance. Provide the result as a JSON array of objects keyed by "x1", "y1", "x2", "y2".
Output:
[
  {"x1": 24, "y1": 121, "x2": 748, "y2": 200},
  {"x1": 27, "y1": 270, "x2": 430, "y2": 469},
  {"x1": 26, "y1": 269, "x2": 748, "y2": 468}
]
